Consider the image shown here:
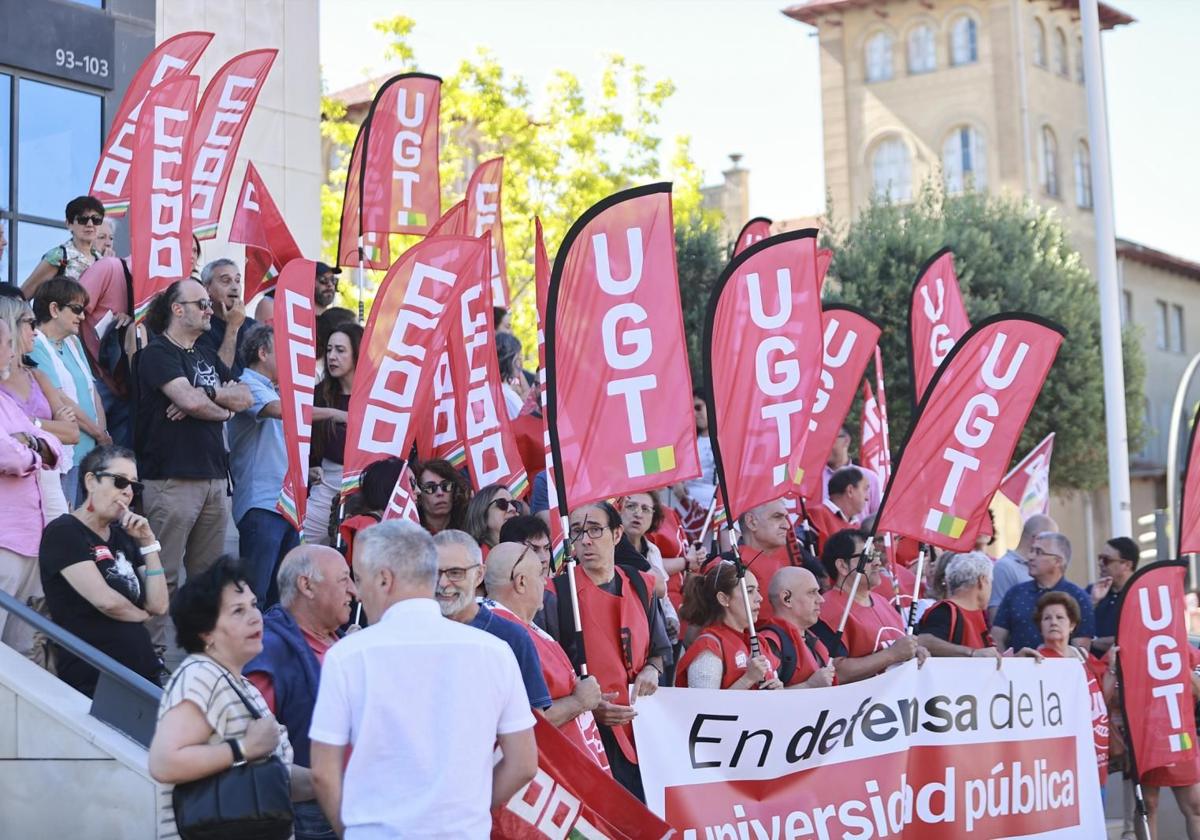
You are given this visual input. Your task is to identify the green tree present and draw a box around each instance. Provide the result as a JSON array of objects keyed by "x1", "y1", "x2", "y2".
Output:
[
  {"x1": 321, "y1": 16, "x2": 720, "y2": 362},
  {"x1": 824, "y1": 183, "x2": 1144, "y2": 492}
]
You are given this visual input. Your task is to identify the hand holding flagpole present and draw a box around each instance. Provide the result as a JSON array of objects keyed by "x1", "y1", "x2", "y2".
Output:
[{"x1": 837, "y1": 536, "x2": 875, "y2": 636}]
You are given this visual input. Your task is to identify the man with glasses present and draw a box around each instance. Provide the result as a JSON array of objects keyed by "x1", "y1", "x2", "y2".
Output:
[
  {"x1": 431, "y1": 530, "x2": 551, "y2": 711},
  {"x1": 313, "y1": 262, "x2": 340, "y2": 317},
  {"x1": 484, "y1": 541, "x2": 609, "y2": 768},
  {"x1": 988, "y1": 514, "x2": 1057, "y2": 623},
  {"x1": 992, "y1": 531, "x2": 1094, "y2": 653},
  {"x1": 1089, "y1": 536, "x2": 1139, "y2": 657},
  {"x1": 21, "y1": 195, "x2": 105, "y2": 295},
  {"x1": 136, "y1": 278, "x2": 252, "y2": 664}
]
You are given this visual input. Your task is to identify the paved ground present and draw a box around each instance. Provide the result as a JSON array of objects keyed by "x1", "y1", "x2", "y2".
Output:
[{"x1": 1107, "y1": 773, "x2": 1185, "y2": 839}]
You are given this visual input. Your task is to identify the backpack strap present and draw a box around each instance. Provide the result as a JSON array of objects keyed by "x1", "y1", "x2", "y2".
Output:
[
  {"x1": 946, "y1": 601, "x2": 965, "y2": 646},
  {"x1": 761, "y1": 623, "x2": 797, "y2": 685},
  {"x1": 552, "y1": 574, "x2": 582, "y2": 672}
]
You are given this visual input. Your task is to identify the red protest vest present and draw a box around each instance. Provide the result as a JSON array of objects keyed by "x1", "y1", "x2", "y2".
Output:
[
  {"x1": 873, "y1": 559, "x2": 918, "y2": 610},
  {"x1": 805, "y1": 501, "x2": 853, "y2": 556},
  {"x1": 758, "y1": 619, "x2": 835, "y2": 688},
  {"x1": 919, "y1": 600, "x2": 992, "y2": 650},
  {"x1": 574, "y1": 564, "x2": 653, "y2": 764},
  {"x1": 1039, "y1": 645, "x2": 1110, "y2": 785},
  {"x1": 673, "y1": 622, "x2": 778, "y2": 689},
  {"x1": 490, "y1": 602, "x2": 610, "y2": 772},
  {"x1": 739, "y1": 545, "x2": 795, "y2": 626},
  {"x1": 818, "y1": 587, "x2": 906, "y2": 658}
]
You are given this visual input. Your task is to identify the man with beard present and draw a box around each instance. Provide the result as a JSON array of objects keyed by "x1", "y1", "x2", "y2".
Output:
[
  {"x1": 314, "y1": 262, "x2": 340, "y2": 317},
  {"x1": 432, "y1": 530, "x2": 551, "y2": 711}
]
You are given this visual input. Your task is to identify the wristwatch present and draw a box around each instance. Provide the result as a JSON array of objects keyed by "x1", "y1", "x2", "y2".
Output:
[{"x1": 226, "y1": 737, "x2": 247, "y2": 767}]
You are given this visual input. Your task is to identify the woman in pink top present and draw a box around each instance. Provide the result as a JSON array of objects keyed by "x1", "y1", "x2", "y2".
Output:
[
  {"x1": 0, "y1": 297, "x2": 79, "y2": 519},
  {"x1": 0, "y1": 316, "x2": 63, "y2": 656}
]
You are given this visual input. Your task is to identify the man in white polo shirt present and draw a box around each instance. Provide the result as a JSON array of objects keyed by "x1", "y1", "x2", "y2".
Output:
[{"x1": 309, "y1": 521, "x2": 537, "y2": 838}]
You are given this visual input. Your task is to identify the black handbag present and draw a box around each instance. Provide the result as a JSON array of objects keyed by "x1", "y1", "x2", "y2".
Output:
[{"x1": 172, "y1": 669, "x2": 294, "y2": 840}]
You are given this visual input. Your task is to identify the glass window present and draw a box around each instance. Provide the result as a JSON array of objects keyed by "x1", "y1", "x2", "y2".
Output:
[
  {"x1": 1075, "y1": 37, "x2": 1085, "y2": 83},
  {"x1": 1173, "y1": 305, "x2": 1186, "y2": 354},
  {"x1": 1155, "y1": 300, "x2": 1169, "y2": 350},
  {"x1": 866, "y1": 32, "x2": 895, "y2": 82},
  {"x1": 872, "y1": 137, "x2": 912, "y2": 201},
  {"x1": 17, "y1": 79, "x2": 101, "y2": 221},
  {"x1": 0, "y1": 219, "x2": 8, "y2": 286},
  {"x1": 907, "y1": 25, "x2": 936, "y2": 74},
  {"x1": 0, "y1": 74, "x2": 9, "y2": 212},
  {"x1": 1121, "y1": 289, "x2": 1132, "y2": 327},
  {"x1": 1032, "y1": 19, "x2": 1047, "y2": 67},
  {"x1": 950, "y1": 17, "x2": 978, "y2": 66},
  {"x1": 15, "y1": 220, "x2": 66, "y2": 286},
  {"x1": 1040, "y1": 126, "x2": 1059, "y2": 198},
  {"x1": 1054, "y1": 28, "x2": 1069, "y2": 76},
  {"x1": 1074, "y1": 141, "x2": 1093, "y2": 209},
  {"x1": 943, "y1": 126, "x2": 987, "y2": 193},
  {"x1": 66, "y1": 0, "x2": 103, "y2": 6}
]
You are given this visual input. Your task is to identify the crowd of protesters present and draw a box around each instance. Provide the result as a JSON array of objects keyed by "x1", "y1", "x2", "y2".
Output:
[{"x1": 1, "y1": 195, "x2": 1198, "y2": 838}]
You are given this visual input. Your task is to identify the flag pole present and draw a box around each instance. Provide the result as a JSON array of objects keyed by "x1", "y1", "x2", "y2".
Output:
[
  {"x1": 356, "y1": 237, "x2": 365, "y2": 325},
  {"x1": 905, "y1": 546, "x2": 927, "y2": 634},
  {"x1": 560, "y1": 514, "x2": 588, "y2": 677},
  {"x1": 729, "y1": 523, "x2": 760, "y2": 658},
  {"x1": 837, "y1": 535, "x2": 875, "y2": 636},
  {"x1": 695, "y1": 496, "x2": 719, "y2": 551}
]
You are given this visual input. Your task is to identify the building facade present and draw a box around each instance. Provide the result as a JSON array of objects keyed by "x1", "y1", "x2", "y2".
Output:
[
  {"x1": 785, "y1": 0, "x2": 1198, "y2": 579},
  {"x1": 0, "y1": 0, "x2": 321, "y2": 288}
]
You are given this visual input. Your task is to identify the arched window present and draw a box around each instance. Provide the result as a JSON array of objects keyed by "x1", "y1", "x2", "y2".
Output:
[
  {"x1": 943, "y1": 127, "x2": 987, "y2": 193},
  {"x1": 1040, "y1": 125, "x2": 1059, "y2": 198},
  {"x1": 865, "y1": 32, "x2": 895, "y2": 82},
  {"x1": 1032, "y1": 18, "x2": 1047, "y2": 67},
  {"x1": 872, "y1": 137, "x2": 912, "y2": 201},
  {"x1": 907, "y1": 25, "x2": 936, "y2": 74},
  {"x1": 950, "y1": 16, "x2": 978, "y2": 66},
  {"x1": 1075, "y1": 37, "x2": 1085, "y2": 83},
  {"x1": 1054, "y1": 28, "x2": 1069, "y2": 76},
  {"x1": 1074, "y1": 140, "x2": 1093, "y2": 208}
]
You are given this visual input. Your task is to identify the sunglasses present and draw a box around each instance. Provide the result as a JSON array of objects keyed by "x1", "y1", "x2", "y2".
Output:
[
  {"x1": 58, "y1": 302, "x2": 85, "y2": 316},
  {"x1": 74, "y1": 215, "x2": 104, "y2": 226},
  {"x1": 178, "y1": 299, "x2": 214, "y2": 312},
  {"x1": 488, "y1": 497, "x2": 514, "y2": 513},
  {"x1": 94, "y1": 471, "x2": 144, "y2": 494},
  {"x1": 419, "y1": 480, "x2": 455, "y2": 495},
  {"x1": 17, "y1": 315, "x2": 35, "y2": 327}
]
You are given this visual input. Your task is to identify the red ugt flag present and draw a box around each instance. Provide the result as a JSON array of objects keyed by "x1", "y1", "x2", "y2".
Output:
[
  {"x1": 999, "y1": 432, "x2": 1055, "y2": 521},
  {"x1": 128, "y1": 75, "x2": 199, "y2": 321},
  {"x1": 534, "y1": 218, "x2": 566, "y2": 566},
  {"x1": 465, "y1": 158, "x2": 510, "y2": 308},
  {"x1": 875, "y1": 314, "x2": 1065, "y2": 551},
  {"x1": 705, "y1": 230, "x2": 823, "y2": 518},
  {"x1": 188, "y1": 49, "x2": 277, "y2": 240},
  {"x1": 545, "y1": 183, "x2": 700, "y2": 510},
  {"x1": 909, "y1": 248, "x2": 971, "y2": 402},
  {"x1": 228, "y1": 162, "x2": 304, "y2": 301},
  {"x1": 733, "y1": 216, "x2": 771, "y2": 257},
  {"x1": 1116, "y1": 560, "x2": 1199, "y2": 780},
  {"x1": 273, "y1": 259, "x2": 319, "y2": 530},
  {"x1": 90, "y1": 31, "x2": 213, "y2": 216},
  {"x1": 380, "y1": 460, "x2": 422, "y2": 525}
]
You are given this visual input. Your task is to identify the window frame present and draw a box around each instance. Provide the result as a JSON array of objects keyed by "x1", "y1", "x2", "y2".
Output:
[
  {"x1": 1032, "y1": 18, "x2": 1048, "y2": 68},
  {"x1": 949, "y1": 15, "x2": 979, "y2": 66},
  {"x1": 1040, "y1": 125, "x2": 1059, "y2": 199},
  {"x1": 906, "y1": 24, "x2": 937, "y2": 75},
  {"x1": 0, "y1": 68, "x2": 104, "y2": 286},
  {"x1": 865, "y1": 31, "x2": 896, "y2": 83},
  {"x1": 1172, "y1": 304, "x2": 1186, "y2": 354},
  {"x1": 942, "y1": 125, "x2": 987, "y2": 193},
  {"x1": 1155, "y1": 300, "x2": 1169, "y2": 351},
  {"x1": 1074, "y1": 140, "x2": 1093, "y2": 209},
  {"x1": 871, "y1": 135, "x2": 913, "y2": 202},
  {"x1": 1053, "y1": 27, "x2": 1070, "y2": 77}
]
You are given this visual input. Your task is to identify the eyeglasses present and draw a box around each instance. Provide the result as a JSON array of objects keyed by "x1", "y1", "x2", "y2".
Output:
[
  {"x1": 60, "y1": 303, "x2": 85, "y2": 316},
  {"x1": 1030, "y1": 547, "x2": 1062, "y2": 560},
  {"x1": 419, "y1": 480, "x2": 455, "y2": 495},
  {"x1": 569, "y1": 523, "x2": 608, "y2": 543},
  {"x1": 93, "y1": 471, "x2": 144, "y2": 494},
  {"x1": 437, "y1": 564, "x2": 480, "y2": 583},
  {"x1": 488, "y1": 497, "x2": 514, "y2": 513},
  {"x1": 74, "y1": 215, "x2": 104, "y2": 226},
  {"x1": 509, "y1": 544, "x2": 534, "y2": 585},
  {"x1": 178, "y1": 299, "x2": 214, "y2": 312},
  {"x1": 623, "y1": 502, "x2": 654, "y2": 516},
  {"x1": 17, "y1": 316, "x2": 35, "y2": 327}
]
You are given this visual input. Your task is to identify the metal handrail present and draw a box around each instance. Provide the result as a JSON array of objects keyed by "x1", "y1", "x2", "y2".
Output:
[{"x1": 0, "y1": 588, "x2": 161, "y2": 748}]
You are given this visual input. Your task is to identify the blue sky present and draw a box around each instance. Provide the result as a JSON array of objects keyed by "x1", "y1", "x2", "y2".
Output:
[{"x1": 320, "y1": 0, "x2": 1197, "y2": 262}]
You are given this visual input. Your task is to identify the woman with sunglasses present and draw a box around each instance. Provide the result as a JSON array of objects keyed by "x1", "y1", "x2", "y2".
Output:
[
  {"x1": 0, "y1": 296, "x2": 80, "y2": 519},
  {"x1": 305, "y1": 323, "x2": 362, "y2": 544},
  {"x1": 414, "y1": 459, "x2": 470, "y2": 535},
  {"x1": 21, "y1": 196, "x2": 105, "y2": 296},
  {"x1": 38, "y1": 445, "x2": 166, "y2": 696},
  {"x1": 30, "y1": 277, "x2": 109, "y2": 506},
  {"x1": 465, "y1": 483, "x2": 521, "y2": 554},
  {"x1": 675, "y1": 559, "x2": 782, "y2": 690}
]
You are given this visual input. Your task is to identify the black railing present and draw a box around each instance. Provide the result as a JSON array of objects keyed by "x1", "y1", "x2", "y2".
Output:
[{"x1": 0, "y1": 588, "x2": 161, "y2": 748}]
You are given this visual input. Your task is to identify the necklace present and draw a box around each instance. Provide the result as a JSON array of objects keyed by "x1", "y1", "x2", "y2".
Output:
[{"x1": 164, "y1": 331, "x2": 195, "y2": 352}]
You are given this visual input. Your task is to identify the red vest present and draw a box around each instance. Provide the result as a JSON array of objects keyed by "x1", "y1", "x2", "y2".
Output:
[
  {"x1": 757, "y1": 620, "x2": 835, "y2": 688},
  {"x1": 674, "y1": 622, "x2": 779, "y2": 688},
  {"x1": 819, "y1": 587, "x2": 906, "y2": 657},
  {"x1": 574, "y1": 565, "x2": 653, "y2": 764},
  {"x1": 738, "y1": 545, "x2": 793, "y2": 626},
  {"x1": 805, "y1": 503, "x2": 852, "y2": 555},
  {"x1": 489, "y1": 602, "x2": 610, "y2": 772},
  {"x1": 873, "y1": 559, "x2": 918, "y2": 610},
  {"x1": 919, "y1": 600, "x2": 992, "y2": 649}
]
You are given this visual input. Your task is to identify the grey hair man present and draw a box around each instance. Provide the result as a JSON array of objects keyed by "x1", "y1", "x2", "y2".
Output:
[
  {"x1": 917, "y1": 552, "x2": 1002, "y2": 664},
  {"x1": 197, "y1": 256, "x2": 253, "y2": 372},
  {"x1": 310, "y1": 520, "x2": 537, "y2": 837},
  {"x1": 244, "y1": 544, "x2": 355, "y2": 838},
  {"x1": 992, "y1": 531, "x2": 1095, "y2": 652},
  {"x1": 988, "y1": 513, "x2": 1057, "y2": 621}
]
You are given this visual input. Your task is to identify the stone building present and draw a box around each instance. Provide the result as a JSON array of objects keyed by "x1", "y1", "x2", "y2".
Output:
[{"x1": 784, "y1": 0, "x2": 1198, "y2": 577}]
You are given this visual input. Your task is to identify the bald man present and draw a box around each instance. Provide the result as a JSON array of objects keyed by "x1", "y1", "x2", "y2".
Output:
[
  {"x1": 757, "y1": 567, "x2": 836, "y2": 689},
  {"x1": 485, "y1": 542, "x2": 609, "y2": 768},
  {"x1": 245, "y1": 544, "x2": 357, "y2": 836}
]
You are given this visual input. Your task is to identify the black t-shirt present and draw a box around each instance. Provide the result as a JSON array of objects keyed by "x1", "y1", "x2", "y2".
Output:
[
  {"x1": 194, "y1": 315, "x2": 257, "y2": 378},
  {"x1": 38, "y1": 515, "x2": 161, "y2": 695},
  {"x1": 918, "y1": 602, "x2": 955, "y2": 642},
  {"x1": 809, "y1": 619, "x2": 851, "y2": 659},
  {"x1": 135, "y1": 334, "x2": 233, "y2": 479}
]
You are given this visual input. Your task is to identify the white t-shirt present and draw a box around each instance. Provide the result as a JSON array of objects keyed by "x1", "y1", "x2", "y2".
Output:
[{"x1": 309, "y1": 598, "x2": 536, "y2": 839}]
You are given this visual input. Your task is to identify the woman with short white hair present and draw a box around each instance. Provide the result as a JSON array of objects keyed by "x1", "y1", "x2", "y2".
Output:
[{"x1": 916, "y1": 551, "x2": 1002, "y2": 663}]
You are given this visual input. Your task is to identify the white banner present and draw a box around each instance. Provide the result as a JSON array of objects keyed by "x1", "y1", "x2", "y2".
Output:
[{"x1": 633, "y1": 659, "x2": 1104, "y2": 839}]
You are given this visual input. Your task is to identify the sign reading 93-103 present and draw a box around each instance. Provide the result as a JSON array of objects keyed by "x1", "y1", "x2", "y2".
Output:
[{"x1": 0, "y1": 0, "x2": 116, "y2": 90}]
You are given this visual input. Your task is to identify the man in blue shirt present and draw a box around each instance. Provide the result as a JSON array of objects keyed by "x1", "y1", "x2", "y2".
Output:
[
  {"x1": 992, "y1": 531, "x2": 1095, "y2": 653},
  {"x1": 1088, "y1": 536, "x2": 1139, "y2": 657},
  {"x1": 432, "y1": 529, "x2": 552, "y2": 711},
  {"x1": 228, "y1": 322, "x2": 298, "y2": 604},
  {"x1": 196, "y1": 258, "x2": 256, "y2": 376}
]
